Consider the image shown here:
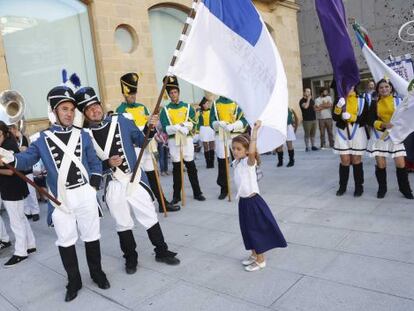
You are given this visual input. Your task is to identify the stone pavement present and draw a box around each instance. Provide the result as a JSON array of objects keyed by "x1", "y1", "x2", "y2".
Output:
[{"x1": 1, "y1": 129, "x2": 414, "y2": 311}]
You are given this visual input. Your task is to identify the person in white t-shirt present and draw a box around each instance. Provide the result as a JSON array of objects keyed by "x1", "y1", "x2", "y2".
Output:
[
  {"x1": 231, "y1": 121, "x2": 287, "y2": 272},
  {"x1": 314, "y1": 88, "x2": 334, "y2": 148}
]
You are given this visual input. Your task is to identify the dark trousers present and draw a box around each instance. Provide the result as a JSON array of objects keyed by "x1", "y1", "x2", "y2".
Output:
[
  {"x1": 146, "y1": 170, "x2": 168, "y2": 207},
  {"x1": 217, "y1": 158, "x2": 228, "y2": 194},
  {"x1": 157, "y1": 143, "x2": 168, "y2": 173},
  {"x1": 172, "y1": 161, "x2": 202, "y2": 199}
]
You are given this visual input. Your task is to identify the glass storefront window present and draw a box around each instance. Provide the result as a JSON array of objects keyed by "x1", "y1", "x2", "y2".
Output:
[
  {"x1": 149, "y1": 6, "x2": 204, "y2": 105},
  {"x1": 0, "y1": 0, "x2": 99, "y2": 120}
]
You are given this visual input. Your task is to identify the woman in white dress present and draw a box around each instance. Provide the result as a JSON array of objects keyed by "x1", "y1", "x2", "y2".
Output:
[
  {"x1": 367, "y1": 79, "x2": 413, "y2": 199},
  {"x1": 332, "y1": 86, "x2": 369, "y2": 197}
]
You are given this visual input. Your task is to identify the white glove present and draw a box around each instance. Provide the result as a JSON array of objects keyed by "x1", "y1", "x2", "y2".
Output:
[
  {"x1": 342, "y1": 112, "x2": 351, "y2": 120},
  {"x1": 226, "y1": 123, "x2": 235, "y2": 132},
  {"x1": 178, "y1": 126, "x2": 189, "y2": 136},
  {"x1": 182, "y1": 121, "x2": 193, "y2": 130},
  {"x1": 336, "y1": 97, "x2": 346, "y2": 108},
  {"x1": 0, "y1": 147, "x2": 15, "y2": 164},
  {"x1": 166, "y1": 125, "x2": 179, "y2": 135},
  {"x1": 218, "y1": 121, "x2": 227, "y2": 128}
]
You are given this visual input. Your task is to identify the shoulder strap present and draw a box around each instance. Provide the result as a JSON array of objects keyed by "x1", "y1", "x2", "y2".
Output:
[
  {"x1": 213, "y1": 101, "x2": 219, "y2": 120},
  {"x1": 185, "y1": 103, "x2": 190, "y2": 122},
  {"x1": 91, "y1": 116, "x2": 118, "y2": 161},
  {"x1": 44, "y1": 129, "x2": 89, "y2": 181},
  {"x1": 163, "y1": 106, "x2": 173, "y2": 125}
]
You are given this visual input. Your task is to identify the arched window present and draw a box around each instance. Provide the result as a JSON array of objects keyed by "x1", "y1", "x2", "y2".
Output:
[
  {"x1": 148, "y1": 5, "x2": 204, "y2": 104},
  {"x1": 0, "y1": 0, "x2": 99, "y2": 120}
]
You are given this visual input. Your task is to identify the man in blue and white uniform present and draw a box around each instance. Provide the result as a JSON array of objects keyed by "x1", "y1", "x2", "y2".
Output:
[
  {"x1": 75, "y1": 86, "x2": 180, "y2": 275},
  {"x1": 0, "y1": 85, "x2": 110, "y2": 302}
]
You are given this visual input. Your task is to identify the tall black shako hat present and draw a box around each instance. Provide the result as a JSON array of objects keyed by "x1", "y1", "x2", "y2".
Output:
[
  {"x1": 74, "y1": 87, "x2": 100, "y2": 113},
  {"x1": 120, "y1": 72, "x2": 139, "y2": 96},
  {"x1": 47, "y1": 85, "x2": 76, "y2": 110},
  {"x1": 163, "y1": 75, "x2": 179, "y2": 94}
]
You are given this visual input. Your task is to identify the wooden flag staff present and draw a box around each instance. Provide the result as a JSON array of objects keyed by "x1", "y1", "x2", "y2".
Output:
[{"x1": 130, "y1": 0, "x2": 199, "y2": 183}]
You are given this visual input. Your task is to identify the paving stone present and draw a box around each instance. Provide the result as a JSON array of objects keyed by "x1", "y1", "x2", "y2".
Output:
[
  {"x1": 137, "y1": 281, "x2": 271, "y2": 311},
  {"x1": 312, "y1": 253, "x2": 414, "y2": 300},
  {"x1": 280, "y1": 222, "x2": 351, "y2": 249},
  {"x1": 337, "y1": 231, "x2": 414, "y2": 263},
  {"x1": 272, "y1": 276, "x2": 414, "y2": 311}
]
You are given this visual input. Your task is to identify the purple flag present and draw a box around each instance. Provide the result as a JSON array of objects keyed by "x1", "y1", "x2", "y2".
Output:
[{"x1": 315, "y1": 0, "x2": 360, "y2": 98}]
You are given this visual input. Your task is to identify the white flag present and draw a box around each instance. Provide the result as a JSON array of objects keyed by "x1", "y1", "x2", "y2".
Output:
[
  {"x1": 389, "y1": 81, "x2": 414, "y2": 144},
  {"x1": 170, "y1": 0, "x2": 288, "y2": 153},
  {"x1": 354, "y1": 25, "x2": 409, "y2": 97}
]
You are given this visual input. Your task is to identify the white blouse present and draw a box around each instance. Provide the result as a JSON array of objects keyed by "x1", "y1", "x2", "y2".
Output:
[{"x1": 233, "y1": 157, "x2": 260, "y2": 199}]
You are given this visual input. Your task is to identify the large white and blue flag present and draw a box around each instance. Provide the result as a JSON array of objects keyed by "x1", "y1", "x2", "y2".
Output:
[{"x1": 170, "y1": 0, "x2": 288, "y2": 153}]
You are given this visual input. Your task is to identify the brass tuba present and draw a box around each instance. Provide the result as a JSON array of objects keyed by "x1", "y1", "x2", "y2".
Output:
[{"x1": 0, "y1": 90, "x2": 25, "y2": 133}]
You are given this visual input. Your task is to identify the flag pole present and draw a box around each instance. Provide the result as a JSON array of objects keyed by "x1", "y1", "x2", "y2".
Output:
[
  {"x1": 2, "y1": 161, "x2": 61, "y2": 206},
  {"x1": 223, "y1": 132, "x2": 232, "y2": 202},
  {"x1": 150, "y1": 153, "x2": 168, "y2": 217},
  {"x1": 130, "y1": 0, "x2": 200, "y2": 183},
  {"x1": 179, "y1": 140, "x2": 186, "y2": 207}
]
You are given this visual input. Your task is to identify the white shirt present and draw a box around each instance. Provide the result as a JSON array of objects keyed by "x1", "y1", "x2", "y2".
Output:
[
  {"x1": 233, "y1": 157, "x2": 260, "y2": 199},
  {"x1": 314, "y1": 95, "x2": 333, "y2": 119}
]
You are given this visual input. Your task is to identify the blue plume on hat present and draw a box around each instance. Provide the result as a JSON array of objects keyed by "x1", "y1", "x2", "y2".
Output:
[
  {"x1": 62, "y1": 69, "x2": 68, "y2": 83},
  {"x1": 70, "y1": 73, "x2": 81, "y2": 89},
  {"x1": 60, "y1": 69, "x2": 81, "y2": 92}
]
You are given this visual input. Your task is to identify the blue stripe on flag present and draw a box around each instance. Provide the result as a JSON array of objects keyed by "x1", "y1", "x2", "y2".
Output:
[
  {"x1": 354, "y1": 31, "x2": 365, "y2": 48},
  {"x1": 203, "y1": 0, "x2": 262, "y2": 46}
]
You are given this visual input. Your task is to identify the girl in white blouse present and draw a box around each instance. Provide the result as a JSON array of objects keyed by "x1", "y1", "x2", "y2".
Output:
[{"x1": 232, "y1": 121, "x2": 287, "y2": 272}]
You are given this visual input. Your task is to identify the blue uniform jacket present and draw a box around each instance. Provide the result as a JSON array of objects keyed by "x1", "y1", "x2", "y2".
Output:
[
  {"x1": 90, "y1": 114, "x2": 152, "y2": 185},
  {"x1": 14, "y1": 124, "x2": 102, "y2": 204}
]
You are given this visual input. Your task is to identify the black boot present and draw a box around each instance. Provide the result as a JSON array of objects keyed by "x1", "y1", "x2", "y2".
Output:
[
  {"x1": 58, "y1": 245, "x2": 82, "y2": 302},
  {"x1": 396, "y1": 167, "x2": 414, "y2": 199},
  {"x1": 145, "y1": 170, "x2": 181, "y2": 212},
  {"x1": 147, "y1": 223, "x2": 180, "y2": 265},
  {"x1": 336, "y1": 164, "x2": 349, "y2": 196},
  {"x1": 277, "y1": 151, "x2": 283, "y2": 167},
  {"x1": 375, "y1": 166, "x2": 387, "y2": 199},
  {"x1": 287, "y1": 150, "x2": 295, "y2": 167},
  {"x1": 208, "y1": 150, "x2": 215, "y2": 168},
  {"x1": 84, "y1": 240, "x2": 110, "y2": 290},
  {"x1": 117, "y1": 230, "x2": 138, "y2": 274},
  {"x1": 172, "y1": 162, "x2": 181, "y2": 204},
  {"x1": 185, "y1": 160, "x2": 205, "y2": 201},
  {"x1": 145, "y1": 170, "x2": 163, "y2": 206},
  {"x1": 217, "y1": 158, "x2": 228, "y2": 199},
  {"x1": 353, "y1": 163, "x2": 364, "y2": 197},
  {"x1": 204, "y1": 151, "x2": 210, "y2": 168}
]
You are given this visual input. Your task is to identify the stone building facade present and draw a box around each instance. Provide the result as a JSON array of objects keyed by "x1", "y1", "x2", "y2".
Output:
[{"x1": 0, "y1": 0, "x2": 302, "y2": 133}]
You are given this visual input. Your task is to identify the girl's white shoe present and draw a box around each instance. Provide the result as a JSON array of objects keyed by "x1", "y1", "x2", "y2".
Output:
[
  {"x1": 241, "y1": 255, "x2": 257, "y2": 266},
  {"x1": 244, "y1": 260, "x2": 266, "y2": 272}
]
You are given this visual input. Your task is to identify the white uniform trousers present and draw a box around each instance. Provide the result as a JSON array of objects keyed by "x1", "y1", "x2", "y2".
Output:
[
  {"x1": 215, "y1": 135, "x2": 233, "y2": 159},
  {"x1": 0, "y1": 214, "x2": 10, "y2": 242},
  {"x1": 51, "y1": 184, "x2": 101, "y2": 247},
  {"x1": 135, "y1": 147, "x2": 154, "y2": 172},
  {"x1": 24, "y1": 174, "x2": 40, "y2": 216},
  {"x1": 105, "y1": 176, "x2": 158, "y2": 231},
  {"x1": 168, "y1": 136, "x2": 194, "y2": 162},
  {"x1": 3, "y1": 200, "x2": 36, "y2": 256}
]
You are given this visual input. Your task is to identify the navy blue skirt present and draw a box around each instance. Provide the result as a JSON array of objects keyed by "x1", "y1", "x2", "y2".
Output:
[{"x1": 239, "y1": 194, "x2": 287, "y2": 254}]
